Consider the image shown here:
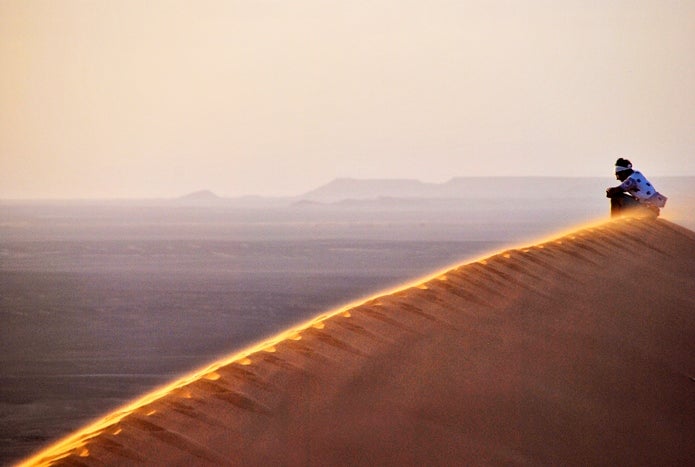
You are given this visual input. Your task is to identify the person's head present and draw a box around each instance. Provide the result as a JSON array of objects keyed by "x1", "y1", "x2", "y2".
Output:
[{"x1": 614, "y1": 158, "x2": 634, "y2": 181}]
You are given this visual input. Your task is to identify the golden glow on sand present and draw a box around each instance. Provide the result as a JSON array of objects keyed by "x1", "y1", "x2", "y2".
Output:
[{"x1": 19, "y1": 215, "x2": 636, "y2": 466}]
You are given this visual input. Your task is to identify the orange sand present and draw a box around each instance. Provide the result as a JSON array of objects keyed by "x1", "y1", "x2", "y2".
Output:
[{"x1": 19, "y1": 217, "x2": 695, "y2": 466}]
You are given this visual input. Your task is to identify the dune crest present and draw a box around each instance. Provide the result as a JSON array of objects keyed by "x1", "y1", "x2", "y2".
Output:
[{"x1": 20, "y1": 217, "x2": 695, "y2": 466}]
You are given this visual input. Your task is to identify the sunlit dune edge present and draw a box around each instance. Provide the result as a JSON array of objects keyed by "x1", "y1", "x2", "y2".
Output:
[{"x1": 18, "y1": 216, "x2": 695, "y2": 466}]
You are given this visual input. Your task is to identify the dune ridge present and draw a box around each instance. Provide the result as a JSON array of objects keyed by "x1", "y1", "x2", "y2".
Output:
[{"x1": 19, "y1": 217, "x2": 695, "y2": 466}]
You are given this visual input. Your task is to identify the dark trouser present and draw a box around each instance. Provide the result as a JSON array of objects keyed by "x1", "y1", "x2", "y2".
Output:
[{"x1": 608, "y1": 193, "x2": 658, "y2": 218}]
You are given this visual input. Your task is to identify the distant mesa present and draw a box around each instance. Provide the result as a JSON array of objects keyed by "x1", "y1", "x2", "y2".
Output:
[
  {"x1": 300, "y1": 178, "x2": 434, "y2": 203},
  {"x1": 298, "y1": 176, "x2": 615, "y2": 204}
]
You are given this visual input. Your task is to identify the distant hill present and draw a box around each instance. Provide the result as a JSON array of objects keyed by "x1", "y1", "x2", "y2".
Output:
[
  {"x1": 168, "y1": 177, "x2": 693, "y2": 216},
  {"x1": 300, "y1": 178, "x2": 439, "y2": 203},
  {"x1": 298, "y1": 177, "x2": 613, "y2": 203},
  {"x1": 179, "y1": 190, "x2": 221, "y2": 201}
]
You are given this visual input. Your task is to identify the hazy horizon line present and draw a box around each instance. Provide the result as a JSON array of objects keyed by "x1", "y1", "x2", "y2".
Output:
[{"x1": 2, "y1": 174, "x2": 693, "y2": 202}]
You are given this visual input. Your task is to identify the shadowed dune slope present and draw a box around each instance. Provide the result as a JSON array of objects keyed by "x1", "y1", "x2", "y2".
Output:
[{"x1": 20, "y1": 218, "x2": 695, "y2": 466}]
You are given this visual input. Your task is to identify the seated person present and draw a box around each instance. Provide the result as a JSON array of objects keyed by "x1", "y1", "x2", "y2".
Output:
[{"x1": 606, "y1": 158, "x2": 667, "y2": 218}]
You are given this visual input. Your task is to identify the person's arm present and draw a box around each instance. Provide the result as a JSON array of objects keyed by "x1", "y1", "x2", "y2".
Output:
[
  {"x1": 618, "y1": 176, "x2": 636, "y2": 191},
  {"x1": 606, "y1": 186, "x2": 623, "y2": 198},
  {"x1": 607, "y1": 175, "x2": 636, "y2": 197}
]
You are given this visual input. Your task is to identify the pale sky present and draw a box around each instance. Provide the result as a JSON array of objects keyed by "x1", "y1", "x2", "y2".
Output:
[{"x1": 1, "y1": 0, "x2": 693, "y2": 198}]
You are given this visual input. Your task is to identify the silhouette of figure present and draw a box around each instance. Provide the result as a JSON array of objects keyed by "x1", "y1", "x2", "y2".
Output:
[{"x1": 606, "y1": 158, "x2": 667, "y2": 218}]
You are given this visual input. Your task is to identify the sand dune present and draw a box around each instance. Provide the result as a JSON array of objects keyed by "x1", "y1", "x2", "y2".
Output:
[{"x1": 19, "y1": 217, "x2": 695, "y2": 466}]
